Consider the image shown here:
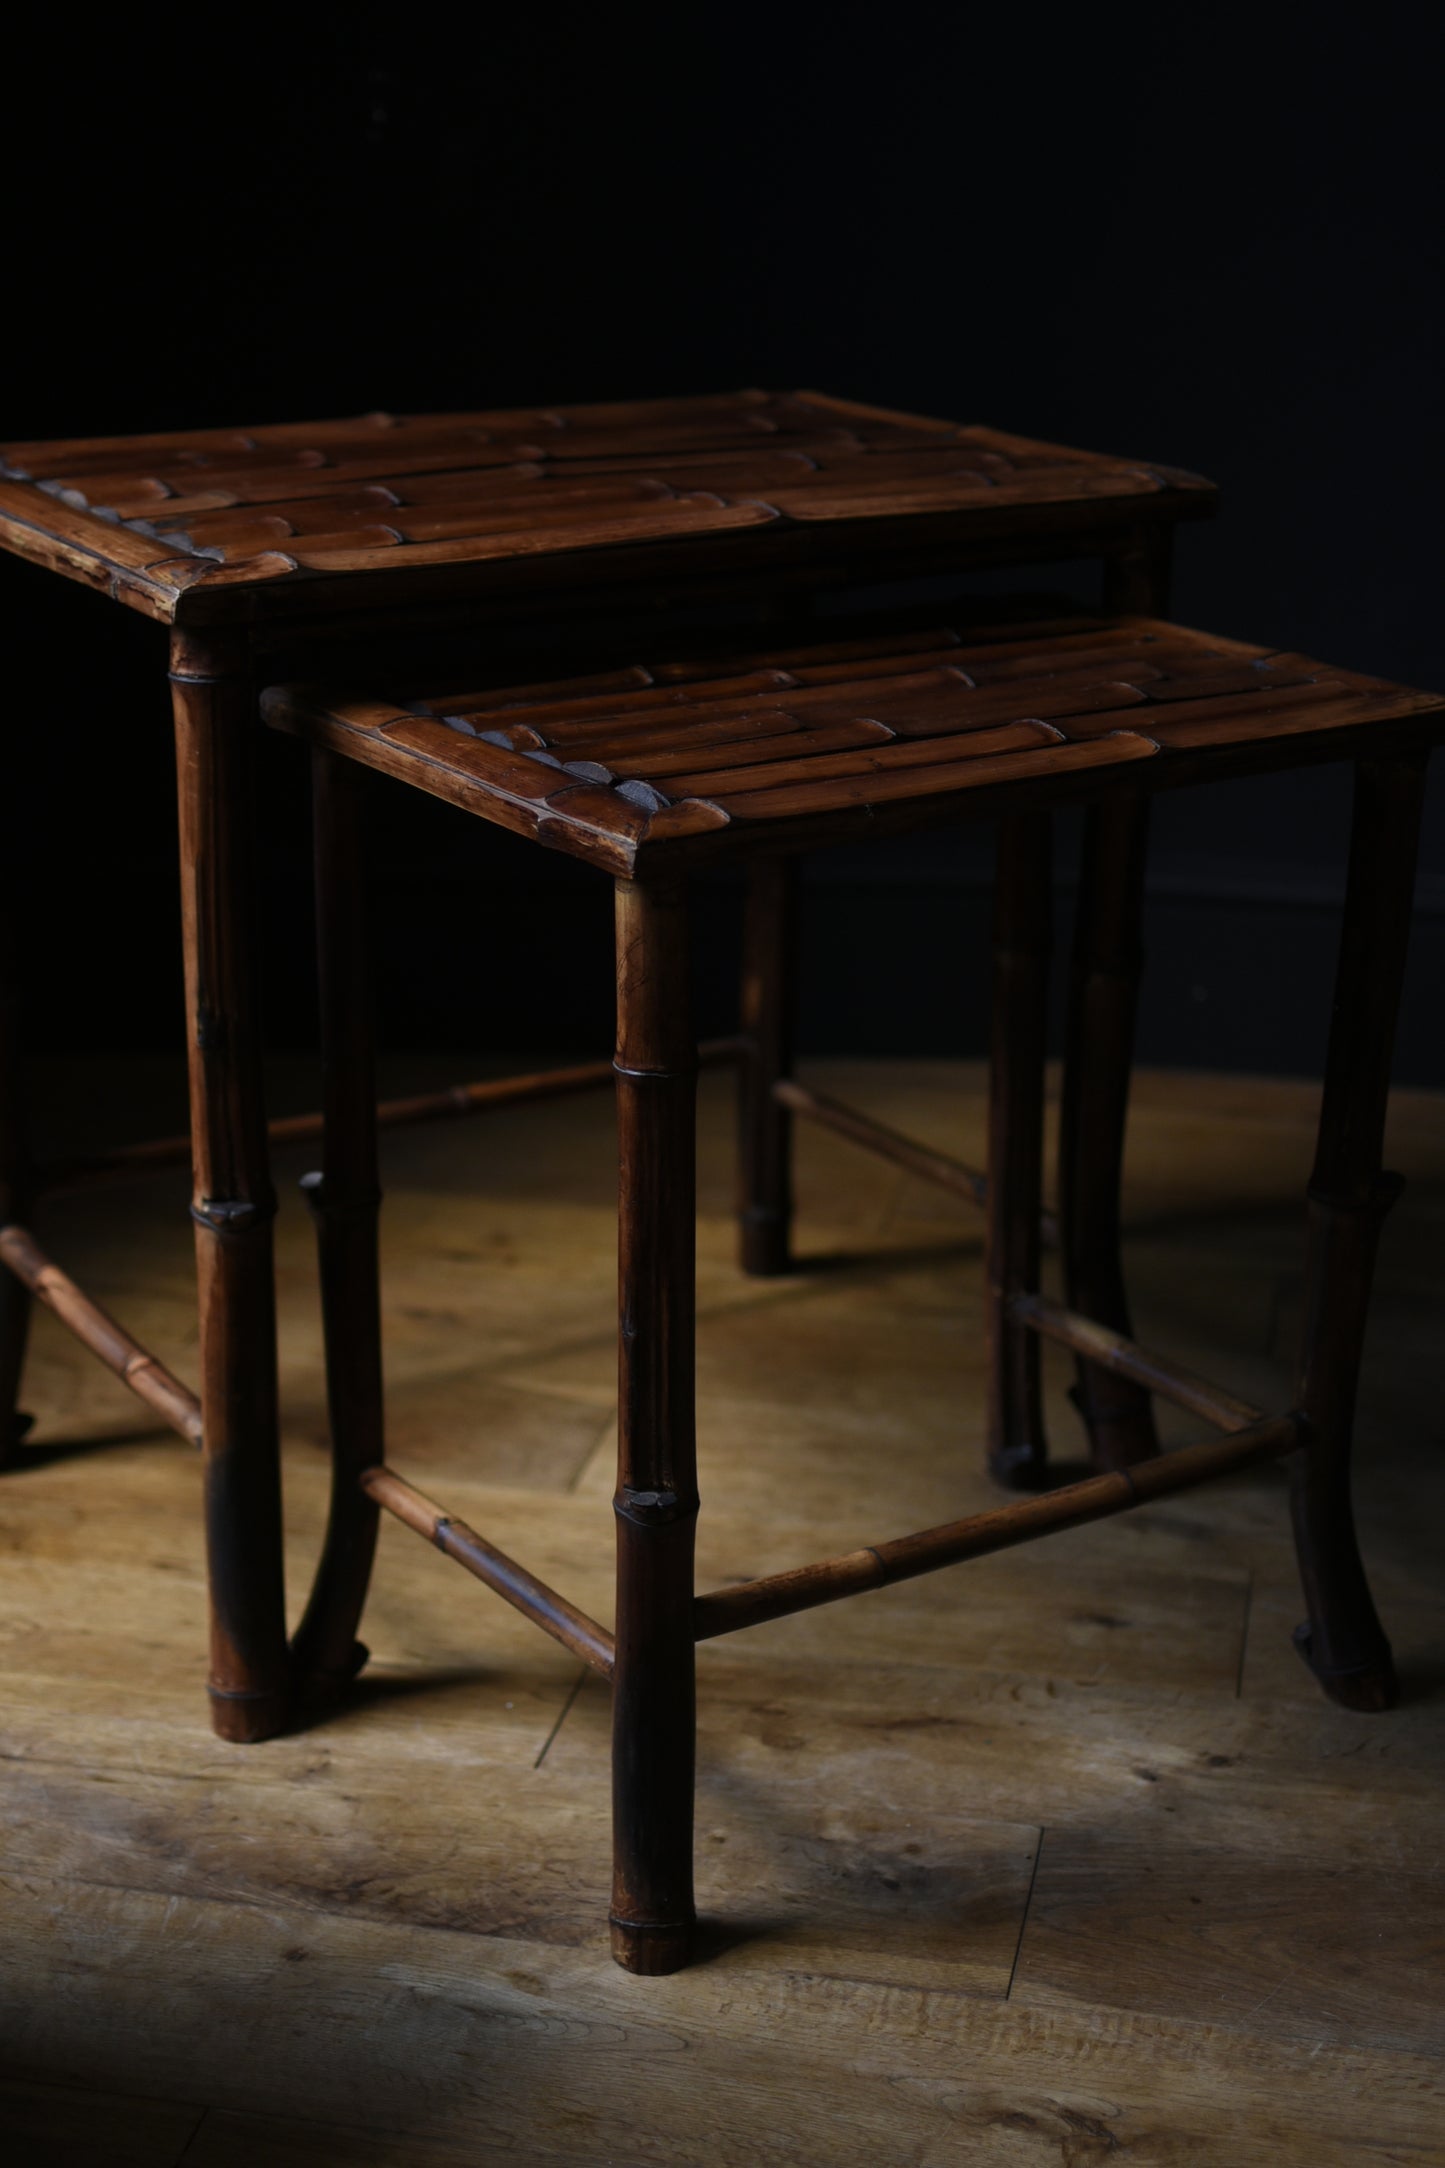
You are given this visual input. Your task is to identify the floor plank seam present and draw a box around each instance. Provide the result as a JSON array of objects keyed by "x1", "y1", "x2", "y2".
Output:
[
  {"x1": 477, "y1": 1263, "x2": 930, "y2": 1406},
  {"x1": 1, "y1": 1862, "x2": 612, "y2": 1956},
  {"x1": 1236, "y1": 1571, "x2": 1255, "y2": 1699},
  {"x1": 1004, "y1": 1826, "x2": 1045, "y2": 2001},
  {"x1": 171, "y1": 2102, "x2": 210, "y2": 2166},
  {"x1": 565, "y1": 1406, "x2": 617, "y2": 1494},
  {"x1": 533, "y1": 1666, "x2": 589, "y2": 1768},
  {"x1": 1263, "y1": 1268, "x2": 1294, "y2": 1361},
  {"x1": 864, "y1": 1161, "x2": 910, "y2": 1240},
  {"x1": 774, "y1": 1967, "x2": 995, "y2": 2002}
]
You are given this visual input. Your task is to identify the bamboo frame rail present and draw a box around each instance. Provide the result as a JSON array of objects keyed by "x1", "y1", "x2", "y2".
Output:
[
  {"x1": 774, "y1": 1077, "x2": 986, "y2": 1206},
  {"x1": 361, "y1": 1465, "x2": 616, "y2": 1678},
  {"x1": 37, "y1": 1038, "x2": 750, "y2": 1194},
  {"x1": 692, "y1": 1412, "x2": 1300, "y2": 1640},
  {"x1": 773, "y1": 1078, "x2": 1059, "y2": 1243},
  {"x1": 0, "y1": 1223, "x2": 202, "y2": 1445},
  {"x1": 1008, "y1": 1292, "x2": 1264, "y2": 1433}
]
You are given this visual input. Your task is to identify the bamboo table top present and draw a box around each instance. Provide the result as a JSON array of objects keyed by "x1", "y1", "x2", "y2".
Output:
[
  {"x1": 263, "y1": 612, "x2": 1445, "y2": 877},
  {"x1": 0, "y1": 391, "x2": 1214, "y2": 628}
]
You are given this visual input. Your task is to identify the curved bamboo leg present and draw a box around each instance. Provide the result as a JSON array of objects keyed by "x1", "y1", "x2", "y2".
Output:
[
  {"x1": 172, "y1": 628, "x2": 289, "y2": 1744},
  {"x1": 1058, "y1": 796, "x2": 1160, "y2": 1469},
  {"x1": 611, "y1": 878, "x2": 699, "y2": 1974},
  {"x1": 0, "y1": 890, "x2": 33, "y2": 1465},
  {"x1": 738, "y1": 857, "x2": 797, "y2": 1276},
  {"x1": 1055, "y1": 524, "x2": 1174, "y2": 1471},
  {"x1": 1291, "y1": 754, "x2": 1427, "y2": 1713},
  {"x1": 289, "y1": 747, "x2": 382, "y2": 1698},
  {"x1": 986, "y1": 816, "x2": 1052, "y2": 1488}
]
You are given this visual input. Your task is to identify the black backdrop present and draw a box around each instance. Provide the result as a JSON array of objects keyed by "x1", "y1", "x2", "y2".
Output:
[{"x1": 6, "y1": 9, "x2": 1443, "y2": 1079}]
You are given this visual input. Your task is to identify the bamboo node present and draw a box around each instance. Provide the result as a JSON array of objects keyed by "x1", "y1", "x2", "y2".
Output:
[
  {"x1": 616, "y1": 1487, "x2": 696, "y2": 1527},
  {"x1": 191, "y1": 1196, "x2": 276, "y2": 1234},
  {"x1": 1305, "y1": 1172, "x2": 1406, "y2": 1221},
  {"x1": 612, "y1": 1060, "x2": 698, "y2": 1083},
  {"x1": 300, "y1": 1172, "x2": 383, "y2": 1218}
]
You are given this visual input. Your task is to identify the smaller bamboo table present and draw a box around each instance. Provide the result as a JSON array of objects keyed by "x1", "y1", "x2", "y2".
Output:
[{"x1": 262, "y1": 607, "x2": 1443, "y2": 1973}]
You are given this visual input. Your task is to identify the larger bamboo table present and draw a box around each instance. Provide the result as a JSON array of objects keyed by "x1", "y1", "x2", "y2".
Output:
[
  {"x1": 265, "y1": 608, "x2": 1443, "y2": 1972},
  {"x1": 0, "y1": 392, "x2": 1216, "y2": 1753}
]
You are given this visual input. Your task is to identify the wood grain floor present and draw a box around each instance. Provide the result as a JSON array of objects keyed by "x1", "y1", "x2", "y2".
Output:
[{"x1": 3, "y1": 1057, "x2": 1444, "y2": 2165}]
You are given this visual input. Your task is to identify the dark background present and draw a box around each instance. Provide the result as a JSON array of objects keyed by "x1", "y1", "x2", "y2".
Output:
[{"x1": 6, "y1": 9, "x2": 1443, "y2": 1081}]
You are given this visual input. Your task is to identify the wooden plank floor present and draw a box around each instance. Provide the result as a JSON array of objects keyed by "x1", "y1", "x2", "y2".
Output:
[{"x1": 3, "y1": 1057, "x2": 1444, "y2": 2165}]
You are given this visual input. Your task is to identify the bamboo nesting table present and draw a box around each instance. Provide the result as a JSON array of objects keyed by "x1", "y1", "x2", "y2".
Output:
[
  {"x1": 0, "y1": 391, "x2": 1216, "y2": 1760},
  {"x1": 264, "y1": 609, "x2": 1443, "y2": 1973}
]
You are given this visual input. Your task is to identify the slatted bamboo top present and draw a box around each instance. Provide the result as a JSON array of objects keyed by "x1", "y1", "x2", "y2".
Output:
[
  {"x1": 0, "y1": 391, "x2": 1213, "y2": 625},
  {"x1": 263, "y1": 612, "x2": 1445, "y2": 876}
]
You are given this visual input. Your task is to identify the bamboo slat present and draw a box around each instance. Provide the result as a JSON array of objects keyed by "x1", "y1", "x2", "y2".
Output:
[
  {"x1": 493, "y1": 666, "x2": 965, "y2": 738},
  {"x1": 648, "y1": 718, "x2": 1063, "y2": 799},
  {"x1": 288, "y1": 503, "x2": 783, "y2": 573},
  {"x1": 580, "y1": 718, "x2": 894, "y2": 777},
  {"x1": 706, "y1": 730, "x2": 1160, "y2": 822}
]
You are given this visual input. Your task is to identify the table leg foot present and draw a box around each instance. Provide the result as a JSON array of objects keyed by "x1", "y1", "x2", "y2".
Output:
[
  {"x1": 1292, "y1": 1623, "x2": 1398, "y2": 1713},
  {"x1": 609, "y1": 1916, "x2": 694, "y2": 1976}
]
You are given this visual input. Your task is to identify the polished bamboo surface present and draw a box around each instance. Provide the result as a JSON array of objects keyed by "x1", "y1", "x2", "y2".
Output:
[
  {"x1": 4, "y1": 1056, "x2": 1444, "y2": 2164},
  {"x1": 264, "y1": 612, "x2": 1445, "y2": 874},
  {"x1": 0, "y1": 392, "x2": 1214, "y2": 624}
]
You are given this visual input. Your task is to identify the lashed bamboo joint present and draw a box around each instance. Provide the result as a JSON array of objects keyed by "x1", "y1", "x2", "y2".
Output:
[
  {"x1": 0, "y1": 1224, "x2": 203, "y2": 1446},
  {"x1": 773, "y1": 1078, "x2": 1060, "y2": 1245},
  {"x1": 361, "y1": 1465, "x2": 616, "y2": 1678},
  {"x1": 35, "y1": 1038, "x2": 749, "y2": 1195},
  {"x1": 1008, "y1": 1292, "x2": 1264, "y2": 1433},
  {"x1": 692, "y1": 1413, "x2": 1300, "y2": 1640}
]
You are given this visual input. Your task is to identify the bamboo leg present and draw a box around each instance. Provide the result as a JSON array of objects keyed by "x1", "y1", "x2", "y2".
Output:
[
  {"x1": 290, "y1": 748, "x2": 382, "y2": 1696},
  {"x1": 611, "y1": 878, "x2": 699, "y2": 1975},
  {"x1": 0, "y1": 890, "x2": 33, "y2": 1466},
  {"x1": 738, "y1": 857, "x2": 798, "y2": 1276},
  {"x1": 1290, "y1": 754, "x2": 1427, "y2": 1712},
  {"x1": 1057, "y1": 796, "x2": 1160, "y2": 1469},
  {"x1": 1055, "y1": 525, "x2": 1175, "y2": 1471},
  {"x1": 986, "y1": 816, "x2": 1052, "y2": 1488},
  {"x1": 171, "y1": 628, "x2": 289, "y2": 1744}
]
